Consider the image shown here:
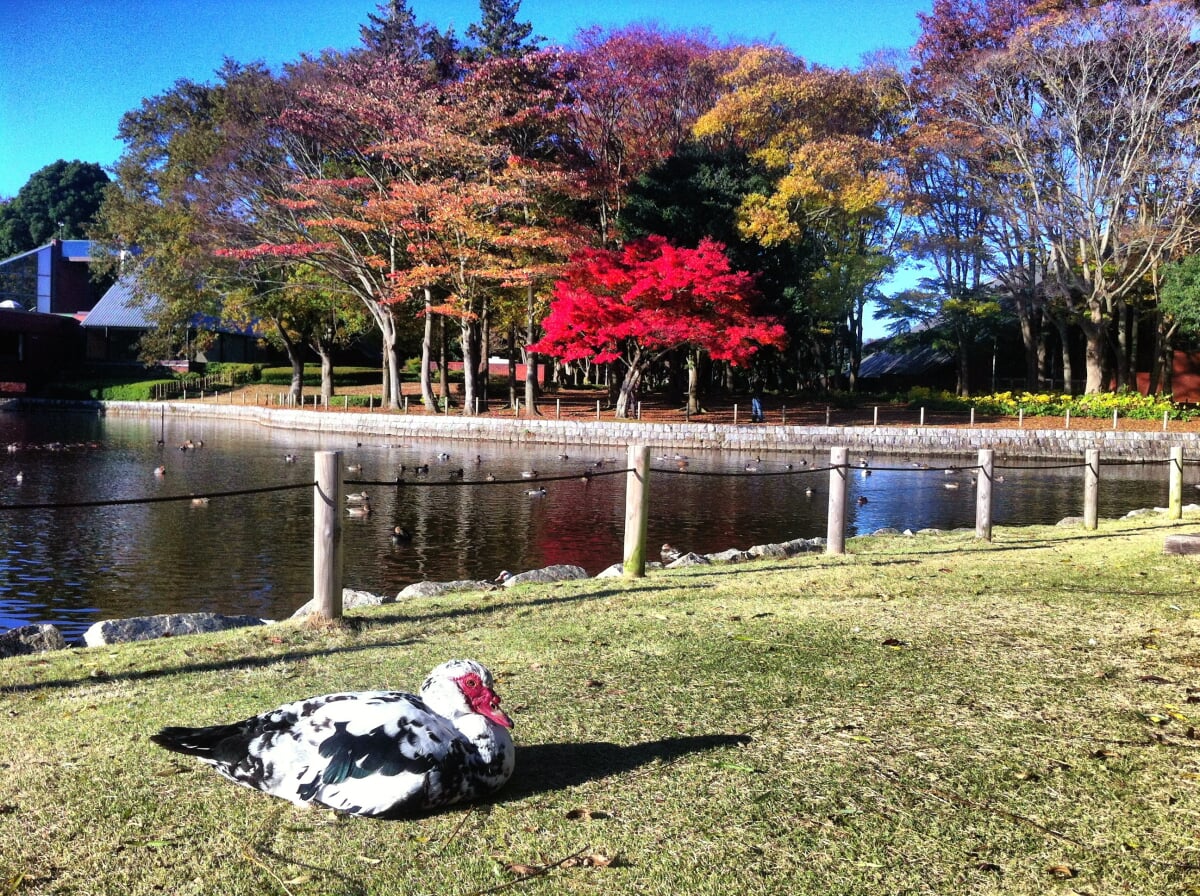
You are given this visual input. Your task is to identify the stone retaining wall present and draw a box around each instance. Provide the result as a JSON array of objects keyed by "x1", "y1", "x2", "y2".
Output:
[{"x1": 45, "y1": 399, "x2": 1200, "y2": 461}]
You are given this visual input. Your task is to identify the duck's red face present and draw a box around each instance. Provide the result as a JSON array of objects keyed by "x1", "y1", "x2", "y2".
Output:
[{"x1": 455, "y1": 672, "x2": 514, "y2": 728}]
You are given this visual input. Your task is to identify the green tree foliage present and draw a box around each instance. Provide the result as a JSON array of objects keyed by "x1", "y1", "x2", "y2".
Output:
[
  {"x1": 0, "y1": 160, "x2": 110, "y2": 258},
  {"x1": 619, "y1": 142, "x2": 818, "y2": 394},
  {"x1": 1161, "y1": 255, "x2": 1200, "y2": 344},
  {"x1": 359, "y1": 0, "x2": 459, "y2": 75},
  {"x1": 465, "y1": 0, "x2": 541, "y2": 60}
]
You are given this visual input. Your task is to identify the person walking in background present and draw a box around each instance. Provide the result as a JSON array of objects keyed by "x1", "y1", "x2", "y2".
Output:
[{"x1": 749, "y1": 373, "x2": 765, "y2": 423}]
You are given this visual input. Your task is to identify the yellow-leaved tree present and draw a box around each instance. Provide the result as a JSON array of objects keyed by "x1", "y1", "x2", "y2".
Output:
[{"x1": 694, "y1": 46, "x2": 907, "y2": 390}]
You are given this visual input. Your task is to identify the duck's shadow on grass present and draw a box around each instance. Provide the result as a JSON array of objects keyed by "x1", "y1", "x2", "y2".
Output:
[{"x1": 501, "y1": 734, "x2": 752, "y2": 800}]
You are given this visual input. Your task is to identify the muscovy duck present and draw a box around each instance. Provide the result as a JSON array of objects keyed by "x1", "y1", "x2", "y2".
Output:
[{"x1": 150, "y1": 658, "x2": 515, "y2": 818}]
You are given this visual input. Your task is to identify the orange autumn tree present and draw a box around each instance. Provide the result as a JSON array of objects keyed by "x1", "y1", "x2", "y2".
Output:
[
  {"x1": 223, "y1": 50, "x2": 580, "y2": 413},
  {"x1": 530, "y1": 236, "x2": 786, "y2": 418}
]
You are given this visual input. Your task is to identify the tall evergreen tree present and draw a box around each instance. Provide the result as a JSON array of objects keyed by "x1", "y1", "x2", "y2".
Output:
[
  {"x1": 359, "y1": 1, "x2": 460, "y2": 75},
  {"x1": 359, "y1": 0, "x2": 426, "y2": 60},
  {"x1": 466, "y1": 0, "x2": 541, "y2": 59}
]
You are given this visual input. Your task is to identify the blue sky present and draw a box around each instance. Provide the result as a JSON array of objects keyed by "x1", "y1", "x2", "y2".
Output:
[{"x1": 0, "y1": 0, "x2": 929, "y2": 198}]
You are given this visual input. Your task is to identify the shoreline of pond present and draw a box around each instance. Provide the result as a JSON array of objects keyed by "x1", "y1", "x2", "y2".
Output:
[{"x1": 12, "y1": 398, "x2": 1200, "y2": 461}]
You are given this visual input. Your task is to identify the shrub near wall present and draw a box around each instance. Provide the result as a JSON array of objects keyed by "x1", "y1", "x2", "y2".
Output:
[
  {"x1": 97, "y1": 381, "x2": 176, "y2": 401},
  {"x1": 39, "y1": 378, "x2": 177, "y2": 401},
  {"x1": 258, "y1": 366, "x2": 380, "y2": 388},
  {"x1": 905, "y1": 387, "x2": 1193, "y2": 421}
]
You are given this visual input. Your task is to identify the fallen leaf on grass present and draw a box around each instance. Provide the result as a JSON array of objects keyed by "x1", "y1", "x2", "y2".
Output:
[
  {"x1": 1045, "y1": 864, "x2": 1076, "y2": 878},
  {"x1": 1092, "y1": 748, "x2": 1119, "y2": 760},
  {"x1": 584, "y1": 679, "x2": 605, "y2": 688},
  {"x1": 1163, "y1": 704, "x2": 1191, "y2": 722},
  {"x1": 565, "y1": 808, "x2": 610, "y2": 820},
  {"x1": 1138, "y1": 675, "x2": 1173, "y2": 684},
  {"x1": 356, "y1": 855, "x2": 382, "y2": 866},
  {"x1": 562, "y1": 853, "x2": 616, "y2": 868},
  {"x1": 506, "y1": 863, "x2": 544, "y2": 878},
  {"x1": 975, "y1": 861, "x2": 1003, "y2": 873},
  {"x1": 881, "y1": 638, "x2": 908, "y2": 649}
]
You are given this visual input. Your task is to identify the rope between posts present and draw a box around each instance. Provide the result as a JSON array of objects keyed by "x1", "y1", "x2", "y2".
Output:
[
  {"x1": 0, "y1": 481, "x2": 316, "y2": 512},
  {"x1": 651, "y1": 465, "x2": 834, "y2": 478},
  {"x1": 861, "y1": 463, "x2": 983, "y2": 473},
  {"x1": 349, "y1": 468, "x2": 632, "y2": 488},
  {"x1": 996, "y1": 461, "x2": 1089, "y2": 471}
]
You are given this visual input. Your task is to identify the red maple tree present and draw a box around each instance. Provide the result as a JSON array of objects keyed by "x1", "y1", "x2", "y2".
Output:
[{"x1": 530, "y1": 235, "x2": 786, "y2": 417}]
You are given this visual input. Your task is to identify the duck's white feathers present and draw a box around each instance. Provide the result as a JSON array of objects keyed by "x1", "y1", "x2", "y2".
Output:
[{"x1": 151, "y1": 660, "x2": 514, "y2": 818}]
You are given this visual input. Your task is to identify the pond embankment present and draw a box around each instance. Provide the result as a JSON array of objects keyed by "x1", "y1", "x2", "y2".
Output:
[{"x1": 59, "y1": 399, "x2": 1200, "y2": 461}]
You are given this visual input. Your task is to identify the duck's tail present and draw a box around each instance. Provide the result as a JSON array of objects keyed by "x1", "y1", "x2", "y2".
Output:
[{"x1": 151, "y1": 722, "x2": 252, "y2": 758}]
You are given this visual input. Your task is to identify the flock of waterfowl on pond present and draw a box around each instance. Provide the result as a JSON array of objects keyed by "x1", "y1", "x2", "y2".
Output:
[{"x1": 23, "y1": 431, "x2": 1164, "y2": 559}]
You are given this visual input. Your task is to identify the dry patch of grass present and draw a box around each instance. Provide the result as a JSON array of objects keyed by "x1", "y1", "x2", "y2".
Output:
[{"x1": 3, "y1": 516, "x2": 1200, "y2": 895}]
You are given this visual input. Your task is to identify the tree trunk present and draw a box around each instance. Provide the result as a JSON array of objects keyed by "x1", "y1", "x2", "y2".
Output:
[
  {"x1": 686, "y1": 348, "x2": 702, "y2": 415},
  {"x1": 438, "y1": 316, "x2": 449, "y2": 409},
  {"x1": 524, "y1": 284, "x2": 540, "y2": 417},
  {"x1": 1051, "y1": 314, "x2": 1075, "y2": 395},
  {"x1": 1014, "y1": 289, "x2": 1041, "y2": 390},
  {"x1": 379, "y1": 310, "x2": 402, "y2": 410},
  {"x1": 477, "y1": 297, "x2": 490, "y2": 412},
  {"x1": 318, "y1": 343, "x2": 334, "y2": 405},
  {"x1": 1153, "y1": 315, "x2": 1179, "y2": 397},
  {"x1": 459, "y1": 314, "x2": 480, "y2": 417},
  {"x1": 289, "y1": 353, "x2": 305, "y2": 405},
  {"x1": 614, "y1": 362, "x2": 644, "y2": 419},
  {"x1": 956, "y1": 330, "x2": 971, "y2": 398},
  {"x1": 847, "y1": 302, "x2": 864, "y2": 394},
  {"x1": 1080, "y1": 308, "x2": 1105, "y2": 394},
  {"x1": 271, "y1": 318, "x2": 306, "y2": 405},
  {"x1": 507, "y1": 324, "x2": 518, "y2": 408},
  {"x1": 420, "y1": 289, "x2": 437, "y2": 412}
]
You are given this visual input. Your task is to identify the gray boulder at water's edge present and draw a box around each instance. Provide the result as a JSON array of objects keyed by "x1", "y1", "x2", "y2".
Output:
[
  {"x1": 84, "y1": 612, "x2": 269, "y2": 647},
  {"x1": 501, "y1": 565, "x2": 588, "y2": 588},
  {"x1": 0, "y1": 623, "x2": 67, "y2": 659},
  {"x1": 291, "y1": 588, "x2": 394, "y2": 618}
]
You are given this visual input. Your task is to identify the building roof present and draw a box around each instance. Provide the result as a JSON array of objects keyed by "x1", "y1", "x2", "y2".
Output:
[
  {"x1": 83, "y1": 275, "x2": 264, "y2": 338},
  {"x1": 0, "y1": 239, "x2": 92, "y2": 267},
  {"x1": 81, "y1": 276, "x2": 155, "y2": 329},
  {"x1": 858, "y1": 343, "x2": 953, "y2": 379}
]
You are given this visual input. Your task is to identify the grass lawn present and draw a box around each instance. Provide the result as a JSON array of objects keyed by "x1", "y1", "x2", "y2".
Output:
[{"x1": 3, "y1": 516, "x2": 1200, "y2": 895}]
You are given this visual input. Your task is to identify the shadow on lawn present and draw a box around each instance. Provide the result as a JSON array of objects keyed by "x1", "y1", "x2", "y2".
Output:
[{"x1": 502, "y1": 734, "x2": 753, "y2": 799}]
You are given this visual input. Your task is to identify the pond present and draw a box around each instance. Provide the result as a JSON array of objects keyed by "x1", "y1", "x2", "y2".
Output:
[{"x1": 0, "y1": 408, "x2": 1185, "y2": 642}]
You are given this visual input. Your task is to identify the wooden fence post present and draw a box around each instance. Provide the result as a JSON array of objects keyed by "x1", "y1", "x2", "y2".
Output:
[
  {"x1": 975, "y1": 448, "x2": 994, "y2": 541},
  {"x1": 313, "y1": 450, "x2": 344, "y2": 619},
  {"x1": 826, "y1": 446, "x2": 848, "y2": 555},
  {"x1": 623, "y1": 444, "x2": 651, "y2": 578},
  {"x1": 1083, "y1": 448, "x2": 1100, "y2": 530},
  {"x1": 1169, "y1": 444, "x2": 1184, "y2": 521}
]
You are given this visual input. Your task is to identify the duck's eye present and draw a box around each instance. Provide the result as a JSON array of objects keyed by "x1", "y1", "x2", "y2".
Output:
[{"x1": 462, "y1": 675, "x2": 480, "y2": 689}]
